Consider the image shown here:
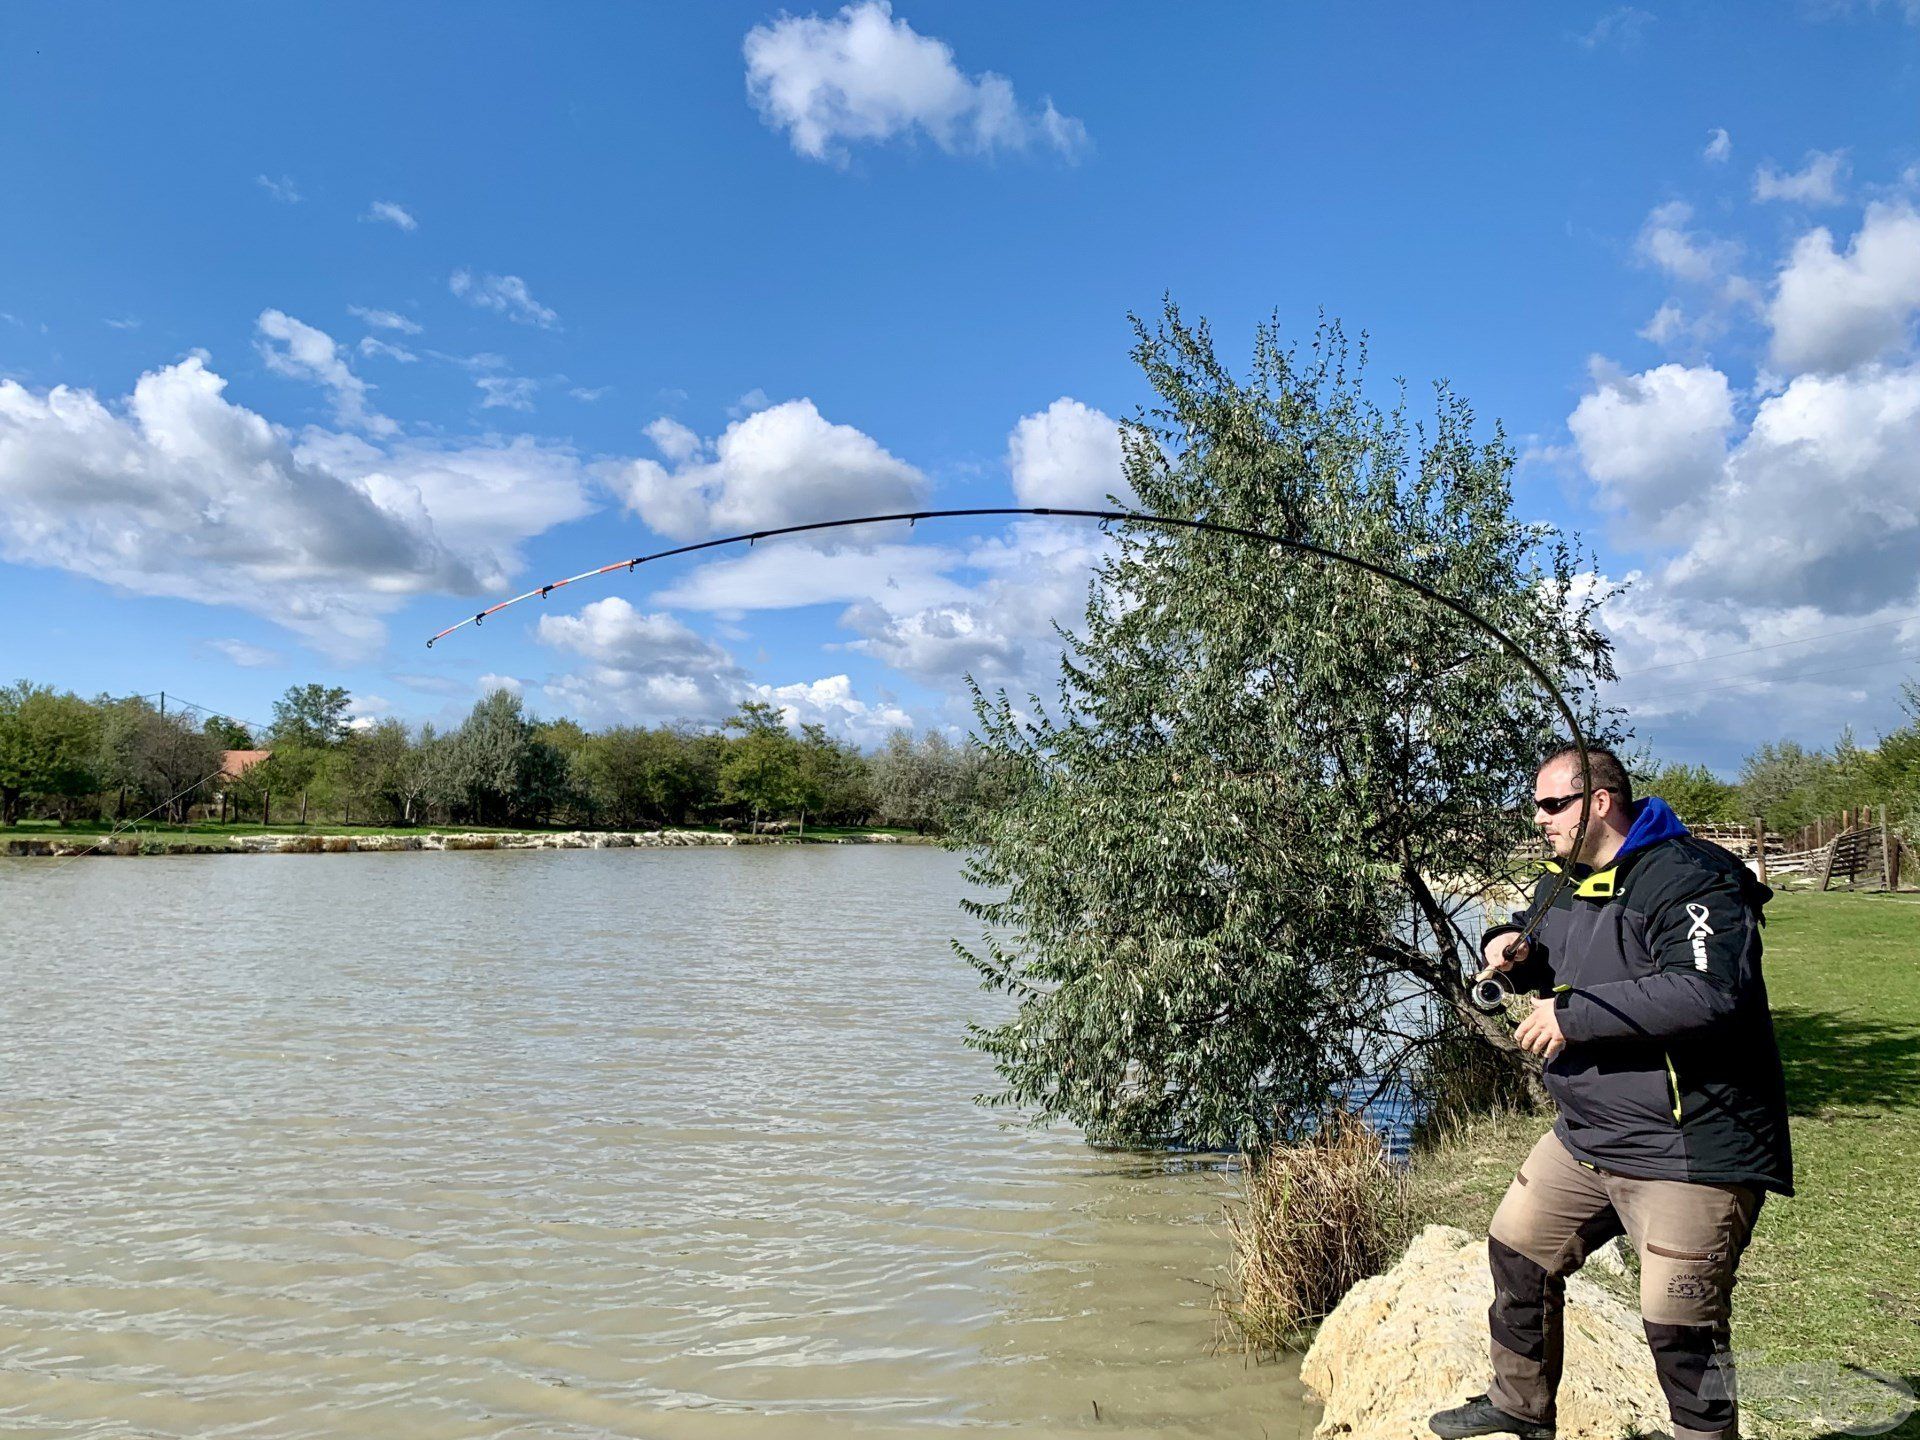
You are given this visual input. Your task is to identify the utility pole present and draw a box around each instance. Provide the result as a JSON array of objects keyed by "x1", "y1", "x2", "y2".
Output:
[{"x1": 159, "y1": 691, "x2": 166, "y2": 720}]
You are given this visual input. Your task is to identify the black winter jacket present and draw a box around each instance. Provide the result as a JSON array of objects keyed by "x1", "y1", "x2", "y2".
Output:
[{"x1": 1484, "y1": 798, "x2": 1794, "y2": 1194}]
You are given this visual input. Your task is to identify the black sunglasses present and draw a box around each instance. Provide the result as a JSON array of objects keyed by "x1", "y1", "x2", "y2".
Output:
[{"x1": 1533, "y1": 788, "x2": 1613, "y2": 816}]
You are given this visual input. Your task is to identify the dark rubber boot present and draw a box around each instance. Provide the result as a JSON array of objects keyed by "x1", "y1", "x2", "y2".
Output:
[{"x1": 1429, "y1": 1394, "x2": 1556, "y2": 1439}]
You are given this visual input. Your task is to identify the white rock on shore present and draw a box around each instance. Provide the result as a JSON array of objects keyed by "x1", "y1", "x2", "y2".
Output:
[
  {"x1": 1301, "y1": 1225, "x2": 1668, "y2": 1440},
  {"x1": 3, "y1": 827, "x2": 910, "y2": 858}
]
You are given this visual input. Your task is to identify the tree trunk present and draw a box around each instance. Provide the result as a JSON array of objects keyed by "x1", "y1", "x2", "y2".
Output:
[
  {"x1": 300, "y1": 789, "x2": 309, "y2": 826},
  {"x1": 263, "y1": 789, "x2": 271, "y2": 827}
]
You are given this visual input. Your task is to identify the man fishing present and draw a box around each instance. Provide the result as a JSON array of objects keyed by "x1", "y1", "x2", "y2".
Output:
[{"x1": 1430, "y1": 745, "x2": 1793, "y2": 1440}]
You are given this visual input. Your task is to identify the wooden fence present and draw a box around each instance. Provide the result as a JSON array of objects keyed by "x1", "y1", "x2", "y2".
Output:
[{"x1": 1692, "y1": 806, "x2": 1906, "y2": 892}]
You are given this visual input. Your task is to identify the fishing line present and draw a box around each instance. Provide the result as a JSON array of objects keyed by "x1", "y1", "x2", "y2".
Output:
[{"x1": 421, "y1": 505, "x2": 1595, "y2": 992}]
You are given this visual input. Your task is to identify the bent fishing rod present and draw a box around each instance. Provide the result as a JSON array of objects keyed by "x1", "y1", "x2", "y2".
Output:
[{"x1": 423, "y1": 505, "x2": 1593, "y2": 1001}]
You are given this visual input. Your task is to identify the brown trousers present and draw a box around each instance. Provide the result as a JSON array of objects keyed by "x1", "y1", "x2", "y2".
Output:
[{"x1": 1486, "y1": 1131, "x2": 1764, "y2": 1440}]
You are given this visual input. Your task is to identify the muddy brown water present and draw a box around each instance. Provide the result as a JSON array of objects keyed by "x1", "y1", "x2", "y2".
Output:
[{"x1": 0, "y1": 846, "x2": 1313, "y2": 1438}]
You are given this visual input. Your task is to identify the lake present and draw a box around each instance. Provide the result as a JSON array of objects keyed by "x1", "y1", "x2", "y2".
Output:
[{"x1": 0, "y1": 845, "x2": 1314, "y2": 1439}]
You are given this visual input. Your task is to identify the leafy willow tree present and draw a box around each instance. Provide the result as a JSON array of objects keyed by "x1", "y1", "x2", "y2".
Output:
[
  {"x1": 953, "y1": 308, "x2": 1616, "y2": 1152},
  {"x1": 0, "y1": 682, "x2": 99, "y2": 824}
]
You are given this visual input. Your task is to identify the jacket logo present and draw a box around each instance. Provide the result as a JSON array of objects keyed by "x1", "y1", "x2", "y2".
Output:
[{"x1": 1685, "y1": 902, "x2": 1714, "y2": 971}]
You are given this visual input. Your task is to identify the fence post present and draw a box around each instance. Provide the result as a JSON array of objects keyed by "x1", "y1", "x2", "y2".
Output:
[
  {"x1": 1752, "y1": 817, "x2": 1768, "y2": 883},
  {"x1": 1882, "y1": 805, "x2": 1895, "y2": 893}
]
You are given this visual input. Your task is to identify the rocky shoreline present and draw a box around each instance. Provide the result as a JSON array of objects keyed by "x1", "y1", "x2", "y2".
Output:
[{"x1": 2, "y1": 829, "x2": 909, "y2": 859}]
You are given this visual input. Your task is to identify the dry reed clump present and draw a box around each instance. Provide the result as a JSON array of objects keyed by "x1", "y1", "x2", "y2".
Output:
[{"x1": 1222, "y1": 1110, "x2": 1410, "y2": 1352}]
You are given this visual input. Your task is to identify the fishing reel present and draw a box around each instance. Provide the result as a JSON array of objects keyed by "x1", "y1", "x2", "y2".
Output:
[{"x1": 1469, "y1": 970, "x2": 1517, "y2": 1014}]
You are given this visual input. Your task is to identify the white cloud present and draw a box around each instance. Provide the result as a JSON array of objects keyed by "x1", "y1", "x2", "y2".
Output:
[
  {"x1": 570, "y1": 386, "x2": 611, "y2": 403},
  {"x1": 1567, "y1": 359, "x2": 1735, "y2": 534},
  {"x1": 749, "y1": 674, "x2": 913, "y2": 745},
  {"x1": 1767, "y1": 202, "x2": 1920, "y2": 374},
  {"x1": 729, "y1": 387, "x2": 770, "y2": 418},
  {"x1": 363, "y1": 200, "x2": 418, "y2": 232},
  {"x1": 350, "y1": 307, "x2": 422, "y2": 335},
  {"x1": 655, "y1": 541, "x2": 970, "y2": 616},
  {"x1": 644, "y1": 415, "x2": 705, "y2": 464},
  {"x1": 743, "y1": 0, "x2": 1087, "y2": 165},
  {"x1": 843, "y1": 518, "x2": 1114, "y2": 706},
  {"x1": 537, "y1": 596, "x2": 747, "y2": 727},
  {"x1": 608, "y1": 397, "x2": 927, "y2": 541},
  {"x1": 1703, "y1": 127, "x2": 1731, "y2": 163},
  {"x1": 104, "y1": 316, "x2": 141, "y2": 331},
  {"x1": 1634, "y1": 201, "x2": 1741, "y2": 285},
  {"x1": 345, "y1": 693, "x2": 393, "y2": 731},
  {"x1": 1664, "y1": 363, "x2": 1920, "y2": 611},
  {"x1": 1575, "y1": 6, "x2": 1654, "y2": 47},
  {"x1": 256, "y1": 309, "x2": 397, "y2": 438},
  {"x1": 1754, "y1": 149, "x2": 1848, "y2": 205},
  {"x1": 477, "y1": 375, "x2": 539, "y2": 411},
  {"x1": 1007, "y1": 397, "x2": 1131, "y2": 509},
  {"x1": 477, "y1": 673, "x2": 524, "y2": 697},
  {"x1": 1637, "y1": 302, "x2": 1687, "y2": 345},
  {"x1": 359, "y1": 336, "x2": 418, "y2": 363},
  {"x1": 450, "y1": 269, "x2": 559, "y2": 328},
  {"x1": 0, "y1": 356, "x2": 594, "y2": 658},
  {"x1": 209, "y1": 638, "x2": 283, "y2": 668},
  {"x1": 255, "y1": 174, "x2": 302, "y2": 204}
]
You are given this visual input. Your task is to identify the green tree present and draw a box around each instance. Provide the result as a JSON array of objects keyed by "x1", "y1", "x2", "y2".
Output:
[
  {"x1": 1636, "y1": 760, "x2": 1741, "y2": 827},
  {"x1": 0, "y1": 682, "x2": 100, "y2": 824},
  {"x1": 954, "y1": 308, "x2": 1615, "y2": 1152},
  {"x1": 1737, "y1": 740, "x2": 1834, "y2": 831},
  {"x1": 201, "y1": 714, "x2": 256, "y2": 749},
  {"x1": 720, "y1": 701, "x2": 802, "y2": 827},
  {"x1": 270, "y1": 684, "x2": 352, "y2": 749}
]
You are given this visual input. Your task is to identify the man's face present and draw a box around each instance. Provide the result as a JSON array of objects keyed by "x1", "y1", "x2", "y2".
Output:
[{"x1": 1532, "y1": 758, "x2": 1602, "y2": 859}]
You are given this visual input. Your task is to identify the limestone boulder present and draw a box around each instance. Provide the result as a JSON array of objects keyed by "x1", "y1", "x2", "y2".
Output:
[{"x1": 1301, "y1": 1225, "x2": 1667, "y2": 1440}]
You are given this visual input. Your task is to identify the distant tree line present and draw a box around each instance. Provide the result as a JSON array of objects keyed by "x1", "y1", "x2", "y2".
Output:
[
  {"x1": 1632, "y1": 682, "x2": 1920, "y2": 841},
  {"x1": 0, "y1": 680, "x2": 1010, "y2": 833}
]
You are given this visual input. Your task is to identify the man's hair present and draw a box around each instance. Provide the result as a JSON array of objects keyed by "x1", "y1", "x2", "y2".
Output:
[{"x1": 1537, "y1": 743, "x2": 1634, "y2": 806}]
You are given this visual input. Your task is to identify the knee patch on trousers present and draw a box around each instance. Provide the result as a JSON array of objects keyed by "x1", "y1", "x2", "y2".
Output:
[
  {"x1": 1644, "y1": 1320, "x2": 1737, "y2": 1436},
  {"x1": 1489, "y1": 1237, "x2": 1553, "y2": 1361}
]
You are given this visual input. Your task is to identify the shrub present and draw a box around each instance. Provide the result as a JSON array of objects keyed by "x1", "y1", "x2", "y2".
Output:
[{"x1": 1222, "y1": 1110, "x2": 1410, "y2": 1351}]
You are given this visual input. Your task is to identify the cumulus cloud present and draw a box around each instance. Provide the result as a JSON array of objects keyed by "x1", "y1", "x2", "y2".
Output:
[
  {"x1": 363, "y1": 200, "x2": 418, "y2": 231},
  {"x1": 1567, "y1": 360, "x2": 1735, "y2": 534},
  {"x1": 349, "y1": 307, "x2": 422, "y2": 335},
  {"x1": 644, "y1": 416, "x2": 705, "y2": 464},
  {"x1": 450, "y1": 269, "x2": 559, "y2": 328},
  {"x1": 539, "y1": 595, "x2": 912, "y2": 740},
  {"x1": 608, "y1": 398, "x2": 927, "y2": 541},
  {"x1": 0, "y1": 357, "x2": 593, "y2": 658},
  {"x1": 1703, "y1": 127, "x2": 1731, "y2": 163},
  {"x1": 749, "y1": 674, "x2": 913, "y2": 744},
  {"x1": 743, "y1": 0, "x2": 1087, "y2": 165},
  {"x1": 1634, "y1": 201, "x2": 1741, "y2": 285},
  {"x1": 1767, "y1": 202, "x2": 1920, "y2": 374},
  {"x1": 1754, "y1": 149, "x2": 1848, "y2": 205},
  {"x1": 1007, "y1": 397, "x2": 1131, "y2": 509},
  {"x1": 256, "y1": 310, "x2": 396, "y2": 437}
]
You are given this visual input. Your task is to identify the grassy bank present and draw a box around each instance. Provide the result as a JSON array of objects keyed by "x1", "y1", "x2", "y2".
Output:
[{"x1": 1407, "y1": 890, "x2": 1920, "y2": 1398}]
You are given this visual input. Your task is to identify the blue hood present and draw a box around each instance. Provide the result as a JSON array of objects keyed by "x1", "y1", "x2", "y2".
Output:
[{"x1": 1613, "y1": 796, "x2": 1689, "y2": 863}]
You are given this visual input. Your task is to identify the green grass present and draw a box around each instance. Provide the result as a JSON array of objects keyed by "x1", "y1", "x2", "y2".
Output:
[{"x1": 1406, "y1": 890, "x2": 1920, "y2": 1430}]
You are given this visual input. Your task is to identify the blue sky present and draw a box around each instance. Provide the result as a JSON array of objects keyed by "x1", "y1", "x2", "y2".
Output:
[{"x1": 3, "y1": 2, "x2": 1918, "y2": 771}]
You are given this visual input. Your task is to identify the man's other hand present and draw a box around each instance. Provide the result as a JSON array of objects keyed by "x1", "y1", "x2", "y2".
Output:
[
  {"x1": 1514, "y1": 998, "x2": 1565, "y2": 1059},
  {"x1": 1482, "y1": 933, "x2": 1530, "y2": 973}
]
